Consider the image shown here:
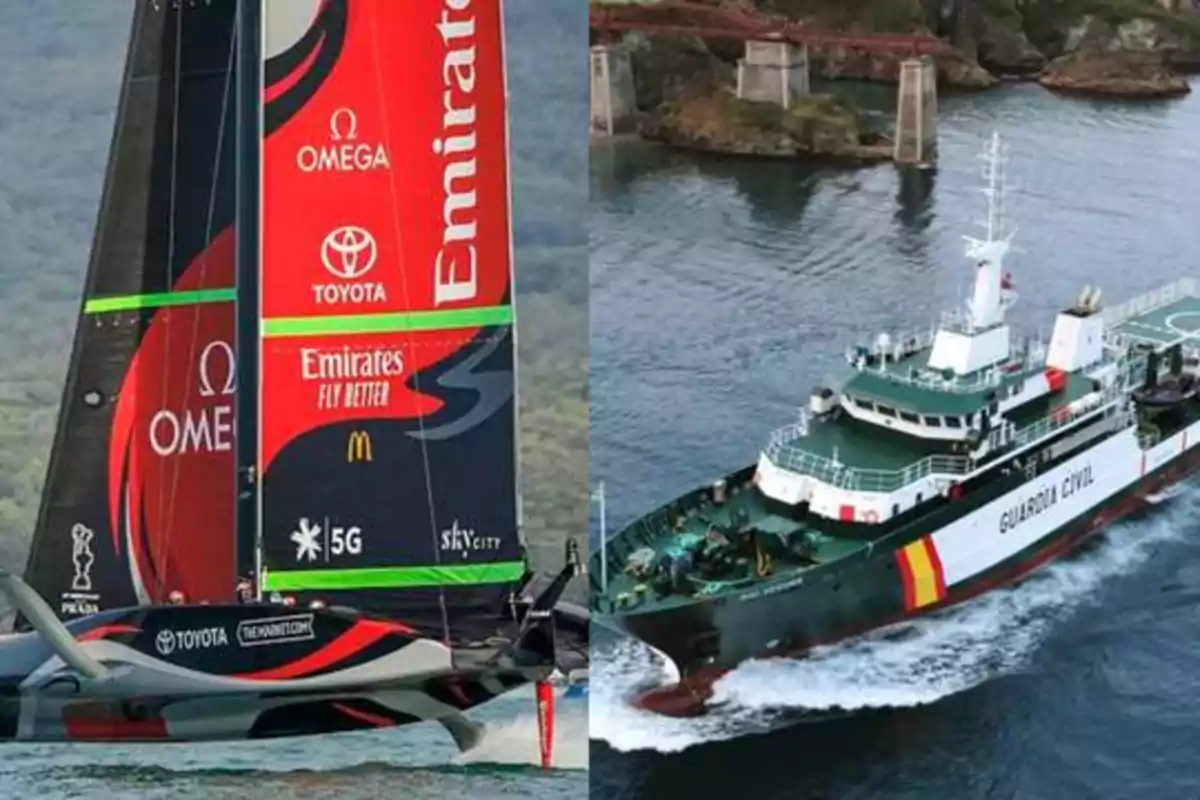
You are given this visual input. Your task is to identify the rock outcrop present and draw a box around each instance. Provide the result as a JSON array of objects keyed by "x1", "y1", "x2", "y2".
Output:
[
  {"x1": 1039, "y1": 50, "x2": 1190, "y2": 97},
  {"x1": 639, "y1": 89, "x2": 891, "y2": 162},
  {"x1": 1038, "y1": 15, "x2": 1194, "y2": 97},
  {"x1": 977, "y1": 10, "x2": 1046, "y2": 76}
]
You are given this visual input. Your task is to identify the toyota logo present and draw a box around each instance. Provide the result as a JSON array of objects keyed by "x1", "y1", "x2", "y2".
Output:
[
  {"x1": 155, "y1": 630, "x2": 177, "y2": 656},
  {"x1": 320, "y1": 225, "x2": 377, "y2": 280}
]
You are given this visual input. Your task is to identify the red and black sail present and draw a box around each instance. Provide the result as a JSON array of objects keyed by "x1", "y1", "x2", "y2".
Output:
[
  {"x1": 255, "y1": 0, "x2": 525, "y2": 636},
  {"x1": 21, "y1": 1, "x2": 240, "y2": 619}
]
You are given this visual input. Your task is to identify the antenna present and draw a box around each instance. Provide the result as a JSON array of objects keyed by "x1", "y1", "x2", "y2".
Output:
[
  {"x1": 980, "y1": 131, "x2": 1005, "y2": 243},
  {"x1": 961, "y1": 131, "x2": 1018, "y2": 330}
]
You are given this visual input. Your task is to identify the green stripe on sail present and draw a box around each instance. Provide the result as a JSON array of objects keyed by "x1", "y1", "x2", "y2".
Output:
[
  {"x1": 260, "y1": 561, "x2": 526, "y2": 592},
  {"x1": 84, "y1": 288, "x2": 236, "y2": 314},
  {"x1": 261, "y1": 304, "x2": 513, "y2": 338}
]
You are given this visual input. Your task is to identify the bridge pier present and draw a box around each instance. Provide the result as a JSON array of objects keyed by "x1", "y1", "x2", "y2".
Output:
[
  {"x1": 894, "y1": 56, "x2": 938, "y2": 167},
  {"x1": 736, "y1": 40, "x2": 810, "y2": 109},
  {"x1": 589, "y1": 44, "x2": 636, "y2": 137}
]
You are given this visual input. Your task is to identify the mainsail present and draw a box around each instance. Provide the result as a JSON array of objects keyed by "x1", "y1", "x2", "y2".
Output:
[
  {"x1": 21, "y1": 2, "x2": 240, "y2": 619},
  {"x1": 256, "y1": 0, "x2": 526, "y2": 636}
]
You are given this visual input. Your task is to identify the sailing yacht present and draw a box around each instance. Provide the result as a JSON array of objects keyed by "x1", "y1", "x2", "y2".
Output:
[{"x1": 0, "y1": 0, "x2": 586, "y2": 747}]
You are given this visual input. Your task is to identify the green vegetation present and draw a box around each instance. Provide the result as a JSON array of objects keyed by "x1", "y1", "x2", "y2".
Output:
[
  {"x1": 0, "y1": 1, "x2": 586, "y2": 585},
  {"x1": 763, "y1": 0, "x2": 928, "y2": 32},
  {"x1": 650, "y1": 89, "x2": 869, "y2": 159},
  {"x1": 1005, "y1": 0, "x2": 1200, "y2": 48},
  {"x1": 734, "y1": 93, "x2": 864, "y2": 146}
]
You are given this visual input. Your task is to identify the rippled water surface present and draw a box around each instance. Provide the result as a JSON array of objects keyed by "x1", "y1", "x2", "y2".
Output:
[
  {"x1": 2, "y1": 692, "x2": 587, "y2": 800},
  {"x1": 589, "y1": 81, "x2": 1200, "y2": 798}
]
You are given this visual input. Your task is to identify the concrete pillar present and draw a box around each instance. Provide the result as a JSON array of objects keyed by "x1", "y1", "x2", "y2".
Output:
[
  {"x1": 589, "y1": 45, "x2": 636, "y2": 137},
  {"x1": 894, "y1": 56, "x2": 938, "y2": 167},
  {"x1": 736, "y1": 40, "x2": 809, "y2": 109}
]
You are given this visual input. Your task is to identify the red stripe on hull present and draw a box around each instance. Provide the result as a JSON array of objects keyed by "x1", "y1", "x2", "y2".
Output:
[
  {"x1": 921, "y1": 536, "x2": 947, "y2": 599},
  {"x1": 331, "y1": 701, "x2": 393, "y2": 728},
  {"x1": 76, "y1": 624, "x2": 140, "y2": 643},
  {"x1": 235, "y1": 619, "x2": 413, "y2": 681},
  {"x1": 895, "y1": 548, "x2": 916, "y2": 611},
  {"x1": 64, "y1": 705, "x2": 168, "y2": 741}
]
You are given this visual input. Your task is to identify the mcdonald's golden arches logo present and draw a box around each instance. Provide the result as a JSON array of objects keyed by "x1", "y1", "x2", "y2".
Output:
[{"x1": 347, "y1": 430, "x2": 373, "y2": 463}]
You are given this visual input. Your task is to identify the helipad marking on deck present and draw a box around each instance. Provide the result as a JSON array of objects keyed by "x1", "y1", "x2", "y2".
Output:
[{"x1": 1164, "y1": 311, "x2": 1200, "y2": 338}]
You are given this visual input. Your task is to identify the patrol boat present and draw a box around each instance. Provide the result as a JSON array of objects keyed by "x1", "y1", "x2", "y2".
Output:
[
  {"x1": 590, "y1": 132, "x2": 1200, "y2": 717},
  {"x1": 0, "y1": 0, "x2": 587, "y2": 750}
]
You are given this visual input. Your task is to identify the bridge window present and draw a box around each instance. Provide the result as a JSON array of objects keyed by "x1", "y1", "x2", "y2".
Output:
[
  {"x1": 944, "y1": 416, "x2": 962, "y2": 428},
  {"x1": 877, "y1": 405, "x2": 897, "y2": 418},
  {"x1": 899, "y1": 411, "x2": 920, "y2": 423},
  {"x1": 853, "y1": 396, "x2": 874, "y2": 411},
  {"x1": 923, "y1": 415, "x2": 942, "y2": 427}
]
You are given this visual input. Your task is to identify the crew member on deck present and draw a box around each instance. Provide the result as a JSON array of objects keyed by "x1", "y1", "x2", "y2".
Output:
[
  {"x1": 167, "y1": 590, "x2": 185, "y2": 605},
  {"x1": 236, "y1": 579, "x2": 253, "y2": 604}
]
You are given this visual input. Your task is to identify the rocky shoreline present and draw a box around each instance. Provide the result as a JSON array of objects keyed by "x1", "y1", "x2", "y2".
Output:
[
  {"x1": 639, "y1": 90, "x2": 893, "y2": 162},
  {"x1": 601, "y1": 0, "x2": 1199, "y2": 161}
]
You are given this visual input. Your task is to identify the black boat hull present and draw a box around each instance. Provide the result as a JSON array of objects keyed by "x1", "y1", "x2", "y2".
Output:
[{"x1": 0, "y1": 602, "x2": 585, "y2": 742}]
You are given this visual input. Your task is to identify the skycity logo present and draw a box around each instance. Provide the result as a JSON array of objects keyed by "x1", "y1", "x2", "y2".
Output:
[
  {"x1": 315, "y1": 225, "x2": 387, "y2": 305},
  {"x1": 296, "y1": 107, "x2": 391, "y2": 173},
  {"x1": 440, "y1": 519, "x2": 501, "y2": 559},
  {"x1": 149, "y1": 339, "x2": 235, "y2": 457}
]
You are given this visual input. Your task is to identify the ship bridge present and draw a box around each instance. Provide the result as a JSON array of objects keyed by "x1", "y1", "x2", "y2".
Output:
[{"x1": 754, "y1": 133, "x2": 1161, "y2": 527}]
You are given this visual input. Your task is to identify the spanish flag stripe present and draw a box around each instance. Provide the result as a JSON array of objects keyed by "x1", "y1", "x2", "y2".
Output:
[
  {"x1": 921, "y1": 536, "x2": 947, "y2": 598},
  {"x1": 898, "y1": 537, "x2": 947, "y2": 610},
  {"x1": 905, "y1": 541, "x2": 938, "y2": 608},
  {"x1": 894, "y1": 548, "x2": 916, "y2": 611}
]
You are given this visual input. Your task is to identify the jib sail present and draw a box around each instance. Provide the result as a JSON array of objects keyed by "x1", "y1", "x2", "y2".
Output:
[
  {"x1": 21, "y1": 1, "x2": 240, "y2": 619},
  {"x1": 256, "y1": 0, "x2": 525, "y2": 635}
]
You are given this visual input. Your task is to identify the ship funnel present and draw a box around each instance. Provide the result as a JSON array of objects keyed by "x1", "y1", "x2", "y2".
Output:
[
  {"x1": 712, "y1": 478, "x2": 727, "y2": 505},
  {"x1": 1077, "y1": 285, "x2": 1091, "y2": 310}
]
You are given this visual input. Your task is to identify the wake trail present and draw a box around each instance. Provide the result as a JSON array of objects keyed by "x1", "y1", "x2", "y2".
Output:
[
  {"x1": 458, "y1": 696, "x2": 588, "y2": 770},
  {"x1": 591, "y1": 485, "x2": 1199, "y2": 752}
]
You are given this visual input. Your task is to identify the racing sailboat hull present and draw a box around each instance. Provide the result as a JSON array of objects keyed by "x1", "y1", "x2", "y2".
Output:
[{"x1": 0, "y1": 601, "x2": 585, "y2": 743}]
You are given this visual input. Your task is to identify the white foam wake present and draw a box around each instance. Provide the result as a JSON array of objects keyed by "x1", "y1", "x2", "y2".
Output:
[
  {"x1": 457, "y1": 694, "x2": 589, "y2": 770},
  {"x1": 591, "y1": 484, "x2": 1198, "y2": 752}
]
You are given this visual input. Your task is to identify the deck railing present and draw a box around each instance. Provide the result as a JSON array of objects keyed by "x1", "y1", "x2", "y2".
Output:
[
  {"x1": 850, "y1": 333, "x2": 1046, "y2": 395},
  {"x1": 764, "y1": 384, "x2": 1130, "y2": 494},
  {"x1": 763, "y1": 412, "x2": 973, "y2": 492},
  {"x1": 1101, "y1": 278, "x2": 1198, "y2": 330}
]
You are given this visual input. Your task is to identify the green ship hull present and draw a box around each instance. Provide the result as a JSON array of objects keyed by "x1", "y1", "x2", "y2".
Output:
[{"x1": 591, "y1": 412, "x2": 1200, "y2": 717}]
